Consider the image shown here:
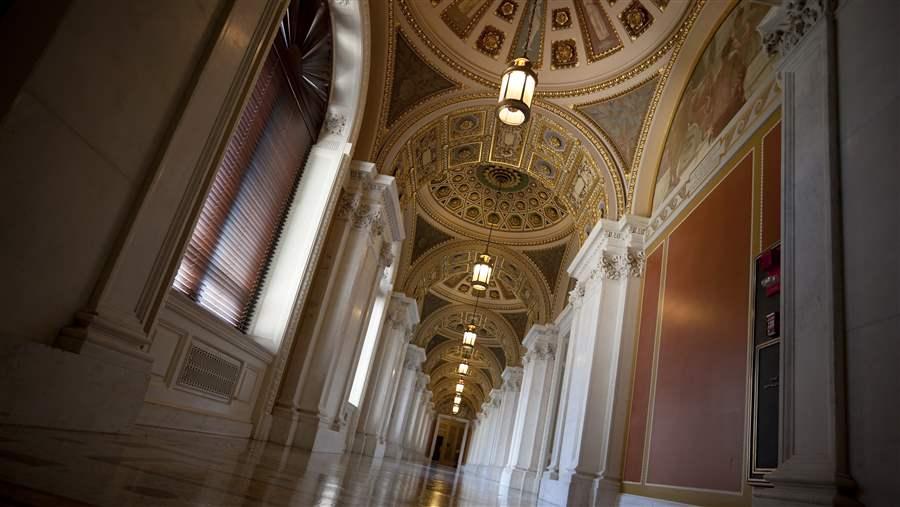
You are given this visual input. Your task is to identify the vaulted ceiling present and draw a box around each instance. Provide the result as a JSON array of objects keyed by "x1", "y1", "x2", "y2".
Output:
[{"x1": 354, "y1": 0, "x2": 760, "y2": 419}]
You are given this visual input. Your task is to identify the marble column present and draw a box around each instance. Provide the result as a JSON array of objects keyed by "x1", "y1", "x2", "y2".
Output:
[
  {"x1": 402, "y1": 372, "x2": 429, "y2": 459},
  {"x1": 482, "y1": 390, "x2": 503, "y2": 476},
  {"x1": 539, "y1": 216, "x2": 647, "y2": 507},
  {"x1": 466, "y1": 412, "x2": 485, "y2": 466},
  {"x1": 385, "y1": 344, "x2": 426, "y2": 458},
  {"x1": 411, "y1": 391, "x2": 432, "y2": 459},
  {"x1": 353, "y1": 293, "x2": 419, "y2": 457},
  {"x1": 417, "y1": 404, "x2": 434, "y2": 458},
  {"x1": 754, "y1": 2, "x2": 859, "y2": 505},
  {"x1": 269, "y1": 165, "x2": 403, "y2": 453},
  {"x1": 535, "y1": 308, "x2": 572, "y2": 492},
  {"x1": 501, "y1": 326, "x2": 559, "y2": 493},
  {"x1": 485, "y1": 367, "x2": 523, "y2": 481}
]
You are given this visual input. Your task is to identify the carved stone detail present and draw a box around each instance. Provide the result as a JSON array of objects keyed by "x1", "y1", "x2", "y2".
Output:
[
  {"x1": 379, "y1": 242, "x2": 395, "y2": 268},
  {"x1": 759, "y1": 0, "x2": 825, "y2": 57},
  {"x1": 322, "y1": 111, "x2": 347, "y2": 136},
  {"x1": 568, "y1": 282, "x2": 585, "y2": 308},
  {"x1": 525, "y1": 342, "x2": 557, "y2": 363}
]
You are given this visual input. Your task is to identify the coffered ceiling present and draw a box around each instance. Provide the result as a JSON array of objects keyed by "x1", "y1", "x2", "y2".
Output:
[{"x1": 354, "y1": 0, "x2": 742, "y2": 418}]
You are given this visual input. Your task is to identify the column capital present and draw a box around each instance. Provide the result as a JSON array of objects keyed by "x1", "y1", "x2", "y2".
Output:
[
  {"x1": 489, "y1": 388, "x2": 503, "y2": 408},
  {"x1": 523, "y1": 324, "x2": 558, "y2": 364},
  {"x1": 568, "y1": 215, "x2": 648, "y2": 283},
  {"x1": 338, "y1": 162, "x2": 405, "y2": 243},
  {"x1": 386, "y1": 293, "x2": 420, "y2": 338},
  {"x1": 502, "y1": 367, "x2": 524, "y2": 392},
  {"x1": 403, "y1": 344, "x2": 426, "y2": 371},
  {"x1": 758, "y1": 0, "x2": 825, "y2": 59}
]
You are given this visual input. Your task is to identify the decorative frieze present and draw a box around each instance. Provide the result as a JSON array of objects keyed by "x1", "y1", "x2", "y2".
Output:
[{"x1": 759, "y1": 0, "x2": 825, "y2": 58}]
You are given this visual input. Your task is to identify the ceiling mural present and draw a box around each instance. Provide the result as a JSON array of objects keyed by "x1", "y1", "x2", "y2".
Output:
[
  {"x1": 653, "y1": 1, "x2": 772, "y2": 210},
  {"x1": 386, "y1": 30, "x2": 460, "y2": 128},
  {"x1": 576, "y1": 75, "x2": 660, "y2": 171},
  {"x1": 360, "y1": 0, "x2": 763, "y2": 418}
]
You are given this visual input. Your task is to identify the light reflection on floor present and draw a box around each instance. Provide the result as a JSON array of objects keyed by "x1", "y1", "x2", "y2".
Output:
[{"x1": 0, "y1": 426, "x2": 550, "y2": 506}]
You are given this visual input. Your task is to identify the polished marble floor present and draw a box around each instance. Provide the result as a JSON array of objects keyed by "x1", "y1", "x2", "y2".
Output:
[{"x1": 0, "y1": 425, "x2": 550, "y2": 506}]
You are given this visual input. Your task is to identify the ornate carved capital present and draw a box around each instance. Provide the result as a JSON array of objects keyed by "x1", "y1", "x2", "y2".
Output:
[
  {"x1": 759, "y1": 0, "x2": 825, "y2": 58},
  {"x1": 568, "y1": 281, "x2": 585, "y2": 308},
  {"x1": 525, "y1": 342, "x2": 557, "y2": 363},
  {"x1": 590, "y1": 249, "x2": 645, "y2": 281},
  {"x1": 379, "y1": 242, "x2": 395, "y2": 268},
  {"x1": 626, "y1": 250, "x2": 646, "y2": 277}
]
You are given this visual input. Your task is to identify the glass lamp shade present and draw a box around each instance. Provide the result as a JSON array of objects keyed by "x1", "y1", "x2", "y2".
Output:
[
  {"x1": 497, "y1": 58, "x2": 537, "y2": 126},
  {"x1": 452, "y1": 404, "x2": 460, "y2": 414},
  {"x1": 463, "y1": 324, "x2": 478, "y2": 347},
  {"x1": 454, "y1": 394, "x2": 462, "y2": 405},
  {"x1": 471, "y1": 253, "x2": 494, "y2": 292},
  {"x1": 456, "y1": 382, "x2": 465, "y2": 393},
  {"x1": 457, "y1": 362, "x2": 470, "y2": 376}
]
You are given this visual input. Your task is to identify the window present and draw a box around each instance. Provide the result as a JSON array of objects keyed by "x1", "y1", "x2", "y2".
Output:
[
  {"x1": 348, "y1": 291, "x2": 388, "y2": 407},
  {"x1": 173, "y1": 1, "x2": 332, "y2": 331}
]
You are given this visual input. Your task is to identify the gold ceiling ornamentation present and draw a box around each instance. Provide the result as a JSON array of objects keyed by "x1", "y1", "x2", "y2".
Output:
[
  {"x1": 401, "y1": 239, "x2": 551, "y2": 322},
  {"x1": 495, "y1": 0, "x2": 518, "y2": 23},
  {"x1": 476, "y1": 25, "x2": 506, "y2": 57},
  {"x1": 415, "y1": 304, "x2": 524, "y2": 368},
  {"x1": 551, "y1": 39, "x2": 579, "y2": 69},
  {"x1": 428, "y1": 163, "x2": 569, "y2": 234},
  {"x1": 551, "y1": 8, "x2": 572, "y2": 30},
  {"x1": 573, "y1": 0, "x2": 623, "y2": 62},
  {"x1": 397, "y1": 0, "x2": 700, "y2": 97},
  {"x1": 620, "y1": 0, "x2": 655, "y2": 40}
]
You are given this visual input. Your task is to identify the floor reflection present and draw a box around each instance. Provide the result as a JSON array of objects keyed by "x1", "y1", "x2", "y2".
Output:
[{"x1": 0, "y1": 426, "x2": 549, "y2": 506}]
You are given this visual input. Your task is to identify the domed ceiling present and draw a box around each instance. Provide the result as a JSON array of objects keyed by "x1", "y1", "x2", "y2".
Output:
[
  {"x1": 402, "y1": 0, "x2": 691, "y2": 94},
  {"x1": 357, "y1": 0, "x2": 736, "y2": 418}
]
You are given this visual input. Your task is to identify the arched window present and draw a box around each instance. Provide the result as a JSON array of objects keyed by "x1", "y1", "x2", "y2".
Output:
[{"x1": 173, "y1": 0, "x2": 332, "y2": 331}]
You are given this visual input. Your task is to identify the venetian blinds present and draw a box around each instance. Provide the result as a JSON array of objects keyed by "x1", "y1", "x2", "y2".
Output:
[{"x1": 173, "y1": 0, "x2": 332, "y2": 331}]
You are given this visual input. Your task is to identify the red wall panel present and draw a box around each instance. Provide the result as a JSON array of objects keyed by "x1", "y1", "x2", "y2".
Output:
[
  {"x1": 624, "y1": 246, "x2": 664, "y2": 482},
  {"x1": 762, "y1": 122, "x2": 782, "y2": 249},
  {"x1": 646, "y1": 153, "x2": 753, "y2": 492}
]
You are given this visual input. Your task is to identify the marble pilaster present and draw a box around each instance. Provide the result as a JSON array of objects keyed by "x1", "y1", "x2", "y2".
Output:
[
  {"x1": 269, "y1": 165, "x2": 403, "y2": 453},
  {"x1": 539, "y1": 216, "x2": 648, "y2": 507},
  {"x1": 385, "y1": 344, "x2": 426, "y2": 458},
  {"x1": 402, "y1": 372, "x2": 429, "y2": 459},
  {"x1": 500, "y1": 325, "x2": 559, "y2": 493},
  {"x1": 353, "y1": 293, "x2": 419, "y2": 457},
  {"x1": 754, "y1": 1, "x2": 859, "y2": 505},
  {"x1": 484, "y1": 367, "x2": 523, "y2": 481}
]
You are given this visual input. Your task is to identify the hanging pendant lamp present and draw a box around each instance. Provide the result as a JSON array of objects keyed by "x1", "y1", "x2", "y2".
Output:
[{"x1": 497, "y1": 0, "x2": 539, "y2": 126}]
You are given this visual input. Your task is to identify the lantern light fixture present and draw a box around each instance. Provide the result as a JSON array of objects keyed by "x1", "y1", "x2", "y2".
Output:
[
  {"x1": 497, "y1": 58, "x2": 537, "y2": 126},
  {"x1": 456, "y1": 381, "x2": 465, "y2": 393},
  {"x1": 471, "y1": 253, "x2": 494, "y2": 292},
  {"x1": 497, "y1": 0, "x2": 539, "y2": 126},
  {"x1": 463, "y1": 323, "x2": 478, "y2": 347},
  {"x1": 457, "y1": 361, "x2": 470, "y2": 376},
  {"x1": 454, "y1": 394, "x2": 462, "y2": 405},
  {"x1": 452, "y1": 404, "x2": 460, "y2": 414}
]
